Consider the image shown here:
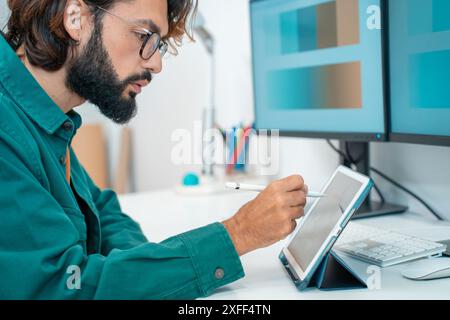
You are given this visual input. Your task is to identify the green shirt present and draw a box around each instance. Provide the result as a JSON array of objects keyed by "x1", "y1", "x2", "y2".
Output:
[{"x1": 0, "y1": 35, "x2": 244, "y2": 299}]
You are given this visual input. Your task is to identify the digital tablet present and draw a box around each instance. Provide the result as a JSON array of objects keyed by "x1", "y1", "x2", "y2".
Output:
[{"x1": 279, "y1": 166, "x2": 373, "y2": 290}]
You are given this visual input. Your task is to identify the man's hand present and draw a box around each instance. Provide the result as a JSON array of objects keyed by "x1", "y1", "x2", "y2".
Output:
[{"x1": 222, "y1": 175, "x2": 308, "y2": 256}]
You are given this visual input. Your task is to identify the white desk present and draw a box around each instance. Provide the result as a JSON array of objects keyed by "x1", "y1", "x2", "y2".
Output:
[{"x1": 119, "y1": 189, "x2": 450, "y2": 300}]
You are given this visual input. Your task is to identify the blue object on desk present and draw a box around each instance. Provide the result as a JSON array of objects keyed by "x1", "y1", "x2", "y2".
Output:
[{"x1": 182, "y1": 173, "x2": 200, "y2": 186}]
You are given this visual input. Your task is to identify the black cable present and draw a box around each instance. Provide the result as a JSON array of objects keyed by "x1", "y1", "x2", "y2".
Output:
[
  {"x1": 370, "y1": 167, "x2": 444, "y2": 221},
  {"x1": 372, "y1": 181, "x2": 386, "y2": 204},
  {"x1": 345, "y1": 142, "x2": 355, "y2": 163},
  {"x1": 326, "y1": 140, "x2": 385, "y2": 203},
  {"x1": 326, "y1": 140, "x2": 348, "y2": 161}
]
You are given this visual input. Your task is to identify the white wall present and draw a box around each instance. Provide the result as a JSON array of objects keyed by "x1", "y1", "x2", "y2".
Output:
[
  {"x1": 0, "y1": 0, "x2": 8, "y2": 29},
  {"x1": 130, "y1": 40, "x2": 208, "y2": 191},
  {"x1": 371, "y1": 143, "x2": 450, "y2": 220}
]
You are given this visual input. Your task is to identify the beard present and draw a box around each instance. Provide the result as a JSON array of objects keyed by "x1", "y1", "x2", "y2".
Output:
[{"x1": 66, "y1": 19, "x2": 152, "y2": 124}]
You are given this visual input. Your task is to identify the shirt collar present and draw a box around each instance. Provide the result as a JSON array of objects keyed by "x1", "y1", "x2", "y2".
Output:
[{"x1": 0, "y1": 35, "x2": 81, "y2": 134}]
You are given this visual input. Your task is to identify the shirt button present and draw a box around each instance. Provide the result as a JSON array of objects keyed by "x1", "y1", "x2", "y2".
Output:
[
  {"x1": 59, "y1": 155, "x2": 67, "y2": 165},
  {"x1": 214, "y1": 268, "x2": 225, "y2": 280},
  {"x1": 63, "y1": 121, "x2": 73, "y2": 132}
]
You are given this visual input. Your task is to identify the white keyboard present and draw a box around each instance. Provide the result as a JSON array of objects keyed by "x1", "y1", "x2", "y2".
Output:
[{"x1": 335, "y1": 223, "x2": 447, "y2": 267}]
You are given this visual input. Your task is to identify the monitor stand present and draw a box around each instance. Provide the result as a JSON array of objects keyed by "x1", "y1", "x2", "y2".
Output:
[{"x1": 339, "y1": 141, "x2": 408, "y2": 219}]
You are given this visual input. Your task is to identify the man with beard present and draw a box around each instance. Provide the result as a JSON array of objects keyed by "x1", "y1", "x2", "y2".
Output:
[{"x1": 0, "y1": 0, "x2": 308, "y2": 299}]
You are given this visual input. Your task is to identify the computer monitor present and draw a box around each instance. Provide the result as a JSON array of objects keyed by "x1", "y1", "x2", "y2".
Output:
[
  {"x1": 250, "y1": 0, "x2": 387, "y2": 141},
  {"x1": 388, "y1": 0, "x2": 450, "y2": 147},
  {"x1": 250, "y1": 0, "x2": 407, "y2": 218}
]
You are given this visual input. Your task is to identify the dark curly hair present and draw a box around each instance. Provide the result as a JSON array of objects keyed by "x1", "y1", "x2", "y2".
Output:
[{"x1": 3, "y1": 0, "x2": 197, "y2": 71}]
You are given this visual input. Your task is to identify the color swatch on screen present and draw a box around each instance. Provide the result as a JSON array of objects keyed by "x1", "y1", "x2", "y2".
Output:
[
  {"x1": 409, "y1": 50, "x2": 450, "y2": 109},
  {"x1": 408, "y1": 0, "x2": 450, "y2": 35},
  {"x1": 267, "y1": 62, "x2": 361, "y2": 110},
  {"x1": 280, "y1": 0, "x2": 360, "y2": 54}
]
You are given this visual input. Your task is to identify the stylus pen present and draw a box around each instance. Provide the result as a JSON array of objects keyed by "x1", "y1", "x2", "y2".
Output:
[{"x1": 225, "y1": 182, "x2": 326, "y2": 198}]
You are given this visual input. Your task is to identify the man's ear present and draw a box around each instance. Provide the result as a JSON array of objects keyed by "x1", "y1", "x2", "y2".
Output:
[{"x1": 63, "y1": 0, "x2": 88, "y2": 43}]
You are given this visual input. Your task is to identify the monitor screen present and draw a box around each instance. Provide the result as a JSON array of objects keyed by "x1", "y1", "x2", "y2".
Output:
[
  {"x1": 389, "y1": 0, "x2": 450, "y2": 145},
  {"x1": 250, "y1": 0, "x2": 386, "y2": 140}
]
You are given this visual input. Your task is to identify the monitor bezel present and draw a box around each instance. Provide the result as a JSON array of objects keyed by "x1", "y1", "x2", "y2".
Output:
[
  {"x1": 389, "y1": 133, "x2": 450, "y2": 147},
  {"x1": 249, "y1": 0, "x2": 389, "y2": 142}
]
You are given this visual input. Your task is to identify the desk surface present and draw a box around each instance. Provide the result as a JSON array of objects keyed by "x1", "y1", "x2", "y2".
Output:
[{"x1": 119, "y1": 189, "x2": 450, "y2": 300}]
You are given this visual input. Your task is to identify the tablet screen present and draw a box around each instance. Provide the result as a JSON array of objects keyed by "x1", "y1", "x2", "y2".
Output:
[{"x1": 288, "y1": 171, "x2": 363, "y2": 272}]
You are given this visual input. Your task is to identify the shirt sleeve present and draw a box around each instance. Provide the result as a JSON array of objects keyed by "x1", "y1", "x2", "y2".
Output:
[{"x1": 0, "y1": 132, "x2": 245, "y2": 299}]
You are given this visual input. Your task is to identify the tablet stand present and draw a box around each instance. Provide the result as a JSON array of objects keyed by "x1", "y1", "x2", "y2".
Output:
[{"x1": 308, "y1": 250, "x2": 366, "y2": 290}]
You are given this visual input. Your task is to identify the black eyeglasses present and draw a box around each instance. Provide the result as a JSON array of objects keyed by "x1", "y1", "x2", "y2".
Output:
[{"x1": 95, "y1": 6, "x2": 168, "y2": 60}]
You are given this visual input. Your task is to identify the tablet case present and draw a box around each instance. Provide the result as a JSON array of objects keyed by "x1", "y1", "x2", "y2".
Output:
[
  {"x1": 308, "y1": 250, "x2": 366, "y2": 290},
  {"x1": 280, "y1": 250, "x2": 367, "y2": 291}
]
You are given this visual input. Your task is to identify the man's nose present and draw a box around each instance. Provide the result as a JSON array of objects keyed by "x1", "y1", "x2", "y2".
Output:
[{"x1": 142, "y1": 51, "x2": 163, "y2": 74}]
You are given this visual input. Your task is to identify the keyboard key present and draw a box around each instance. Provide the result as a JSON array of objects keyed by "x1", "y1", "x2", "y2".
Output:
[{"x1": 410, "y1": 247, "x2": 426, "y2": 253}]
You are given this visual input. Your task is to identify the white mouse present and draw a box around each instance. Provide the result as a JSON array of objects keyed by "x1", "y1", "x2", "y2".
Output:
[{"x1": 401, "y1": 258, "x2": 450, "y2": 280}]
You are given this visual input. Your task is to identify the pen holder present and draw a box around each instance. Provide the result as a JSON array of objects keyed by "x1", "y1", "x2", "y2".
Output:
[{"x1": 223, "y1": 125, "x2": 253, "y2": 175}]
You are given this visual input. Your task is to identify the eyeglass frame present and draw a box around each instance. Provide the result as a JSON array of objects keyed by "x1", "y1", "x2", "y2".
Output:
[{"x1": 93, "y1": 5, "x2": 169, "y2": 60}]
